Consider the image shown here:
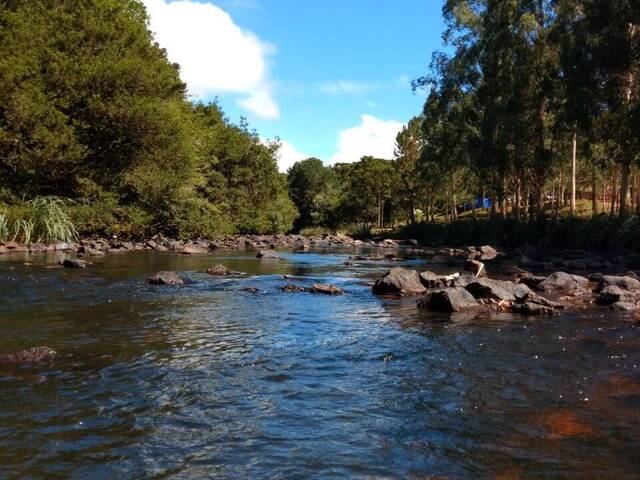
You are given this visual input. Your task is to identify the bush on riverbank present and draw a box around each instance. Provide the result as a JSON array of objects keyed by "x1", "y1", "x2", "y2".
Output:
[
  {"x1": 394, "y1": 215, "x2": 640, "y2": 251},
  {"x1": 0, "y1": 197, "x2": 77, "y2": 244}
]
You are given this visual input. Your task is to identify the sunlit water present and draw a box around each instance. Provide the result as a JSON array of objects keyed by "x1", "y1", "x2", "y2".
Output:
[{"x1": 1, "y1": 250, "x2": 639, "y2": 479}]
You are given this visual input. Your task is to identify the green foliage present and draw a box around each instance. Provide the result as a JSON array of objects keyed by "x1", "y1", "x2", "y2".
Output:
[
  {"x1": 0, "y1": 197, "x2": 77, "y2": 244},
  {"x1": 0, "y1": 1, "x2": 298, "y2": 238},
  {"x1": 287, "y1": 158, "x2": 337, "y2": 230}
]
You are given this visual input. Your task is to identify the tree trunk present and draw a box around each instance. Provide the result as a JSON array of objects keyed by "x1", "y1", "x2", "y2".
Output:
[
  {"x1": 591, "y1": 167, "x2": 597, "y2": 217},
  {"x1": 620, "y1": 160, "x2": 632, "y2": 216},
  {"x1": 570, "y1": 130, "x2": 577, "y2": 216}
]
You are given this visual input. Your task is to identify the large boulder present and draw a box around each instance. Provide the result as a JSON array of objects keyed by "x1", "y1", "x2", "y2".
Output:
[
  {"x1": 310, "y1": 284, "x2": 343, "y2": 295},
  {"x1": 418, "y1": 288, "x2": 481, "y2": 312},
  {"x1": 594, "y1": 275, "x2": 640, "y2": 293},
  {"x1": 419, "y1": 271, "x2": 448, "y2": 288},
  {"x1": 465, "y1": 278, "x2": 533, "y2": 302},
  {"x1": 373, "y1": 268, "x2": 426, "y2": 296},
  {"x1": 147, "y1": 271, "x2": 185, "y2": 285},
  {"x1": 0, "y1": 346, "x2": 57, "y2": 366},
  {"x1": 595, "y1": 285, "x2": 640, "y2": 306},
  {"x1": 537, "y1": 272, "x2": 589, "y2": 295}
]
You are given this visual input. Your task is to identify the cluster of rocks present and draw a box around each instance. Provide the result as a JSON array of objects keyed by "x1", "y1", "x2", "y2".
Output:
[
  {"x1": 146, "y1": 267, "x2": 344, "y2": 296},
  {"x1": 372, "y1": 262, "x2": 640, "y2": 316}
]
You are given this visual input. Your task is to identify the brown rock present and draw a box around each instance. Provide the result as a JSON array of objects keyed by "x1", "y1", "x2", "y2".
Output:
[
  {"x1": 147, "y1": 271, "x2": 185, "y2": 285},
  {"x1": 310, "y1": 284, "x2": 343, "y2": 295}
]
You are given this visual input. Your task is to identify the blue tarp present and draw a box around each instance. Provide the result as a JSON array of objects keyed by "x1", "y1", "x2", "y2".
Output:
[{"x1": 461, "y1": 197, "x2": 491, "y2": 211}]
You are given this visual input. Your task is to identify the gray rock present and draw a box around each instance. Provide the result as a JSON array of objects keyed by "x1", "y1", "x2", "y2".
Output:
[
  {"x1": 465, "y1": 278, "x2": 533, "y2": 302},
  {"x1": 610, "y1": 301, "x2": 639, "y2": 312},
  {"x1": 418, "y1": 288, "x2": 481, "y2": 312},
  {"x1": 147, "y1": 271, "x2": 185, "y2": 285},
  {"x1": 594, "y1": 275, "x2": 640, "y2": 293},
  {"x1": 419, "y1": 271, "x2": 446, "y2": 288},
  {"x1": 373, "y1": 268, "x2": 426, "y2": 296},
  {"x1": 537, "y1": 272, "x2": 589, "y2": 295}
]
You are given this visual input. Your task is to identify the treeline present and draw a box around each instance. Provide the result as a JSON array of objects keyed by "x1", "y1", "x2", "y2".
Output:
[
  {"x1": 0, "y1": 0, "x2": 296, "y2": 239},
  {"x1": 289, "y1": 0, "x2": 639, "y2": 233}
]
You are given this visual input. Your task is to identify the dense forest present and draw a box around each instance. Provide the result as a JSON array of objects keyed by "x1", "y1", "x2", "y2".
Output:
[
  {"x1": 0, "y1": 0, "x2": 638, "y2": 246},
  {"x1": 0, "y1": 0, "x2": 296, "y2": 240},
  {"x1": 286, "y1": 0, "x2": 640, "y2": 248}
]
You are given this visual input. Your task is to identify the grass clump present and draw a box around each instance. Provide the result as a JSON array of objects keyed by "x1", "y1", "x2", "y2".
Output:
[{"x1": 0, "y1": 197, "x2": 78, "y2": 244}]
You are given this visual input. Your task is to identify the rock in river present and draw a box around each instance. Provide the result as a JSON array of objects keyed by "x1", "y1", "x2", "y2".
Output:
[
  {"x1": 147, "y1": 271, "x2": 185, "y2": 285},
  {"x1": 257, "y1": 250, "x2": 281, "y2": 259},
  {"x1": 310, "y1": 284, "x2": 343, "y2": 295},
  {"x1": 465, "y1": 278, "x2": 533, "y2": 303},
  {"x1": 537, "y1": 272, "x2": 589, "y2": 295},
  {"x1": 0, "y1": 346, "x2": 57, "y2": 366},
  {"x1": 60, "y1": 259, "x2": 88, "y2": 269},
  {"x1": 373, "y1": 267, "x2": 426, "y2": 296},
  {"x1": 206, "y1": 264, "x2": 231, "y2": 276},
  {"x1": 418, "y1": 288, "x2": 481, "y2": 313}
]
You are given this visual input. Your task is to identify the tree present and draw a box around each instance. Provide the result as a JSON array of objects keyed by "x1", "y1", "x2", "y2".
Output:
[
  {"x1": 287, "y1": 158, "x2": 335, "y2": 230},
  {"x1": 394, "y1": 116, "x2": 425, "y2": 224}
]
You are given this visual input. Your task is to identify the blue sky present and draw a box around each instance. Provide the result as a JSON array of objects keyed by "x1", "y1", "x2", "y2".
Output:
[{"x1": 143, "y1": 0, "x2": 446, "y2": 170}]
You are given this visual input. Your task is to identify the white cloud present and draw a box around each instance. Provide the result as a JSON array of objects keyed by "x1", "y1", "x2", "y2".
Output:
[
  {"x1": 275, "y1": 140, "x2": 309, "y2": 173},
  {"x1": 142, "y1": 0, "x2": 279, "y2": 119},
  {"x1": 319, "y1": 80, "x2": 375, "y2": 95},
  {"x1": 329, "y1": 115, "x2": 403, "y2": 165}
]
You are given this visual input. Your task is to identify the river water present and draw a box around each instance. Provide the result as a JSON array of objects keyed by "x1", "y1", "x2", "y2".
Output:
[{"x1": 0, "y1": 249, "x2": 639, "y2": 479}]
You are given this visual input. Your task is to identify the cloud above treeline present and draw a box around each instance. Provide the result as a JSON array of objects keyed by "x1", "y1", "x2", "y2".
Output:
[
  {"x1": 142, "y1": 0, "x2": 279, "y2": 119},
  {"x1": 329, "y1": 115, "x2": 402, "y2": 165}
]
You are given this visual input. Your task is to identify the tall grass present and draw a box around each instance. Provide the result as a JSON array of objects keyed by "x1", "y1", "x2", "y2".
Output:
[{"x1": 0, "y1": 197, "x2": 78, "y2": 244}]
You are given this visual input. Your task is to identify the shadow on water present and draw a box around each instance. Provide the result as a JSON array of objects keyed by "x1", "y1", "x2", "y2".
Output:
[{"x1": 1, "y1": 249, "x2": 639, "y2": 478}]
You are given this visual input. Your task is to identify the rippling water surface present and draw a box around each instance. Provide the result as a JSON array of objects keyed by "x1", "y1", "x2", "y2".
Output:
[{"x1": 1, "y1": 249, "x2": 639, "y2": 479}]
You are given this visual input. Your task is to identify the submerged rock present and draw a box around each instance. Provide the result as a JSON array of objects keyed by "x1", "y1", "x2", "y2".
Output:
[
  {"x1": 257, "y1": 250, "x2": 281, "y2": 259},
  {"x1": 60, "y1": 259, "x2": 88, "y2": 269},
  {"x1": 0, "y1": 346, "x2": 57, "y2": 366},
  {"x1": 206, "y1": 264, "x2": 231, "y2": 276},
  {"x1": 281, "y1": 284, "x2": 307, "y2": 293},
  {"x1": 310, "y1": 284, "x2": 344, "y2": 295},
  {"x1": 418, "y1": 288, "x2": 481, "y2": 313},
  {"x1": 373, "y1": 267, "x2": 426, "y2": 296},
  {"x1": 147, "y1": 271, "x2": 185, "y2": 285},
  {"x1": 181, "y1": 245, "x2": 208, "y2": 255}
]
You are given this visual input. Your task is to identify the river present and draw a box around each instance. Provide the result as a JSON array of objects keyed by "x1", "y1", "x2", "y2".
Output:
[{"x1": 1, "y1": 249, "x2": 639, "y2": 479}]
